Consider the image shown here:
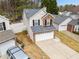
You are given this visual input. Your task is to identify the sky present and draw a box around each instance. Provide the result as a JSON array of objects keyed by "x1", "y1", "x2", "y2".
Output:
[{"x1": 57, "y1": 0, "x2": 79, "y2": 6}]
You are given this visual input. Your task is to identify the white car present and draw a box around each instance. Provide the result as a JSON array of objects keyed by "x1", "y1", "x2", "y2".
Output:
[{"x1": 7, "y1": 46, "x2": 30, "y2": 59}]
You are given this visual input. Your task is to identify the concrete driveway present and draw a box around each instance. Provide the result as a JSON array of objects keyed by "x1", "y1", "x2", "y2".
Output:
[{"x1": 36, "y1": 39, "x2": 79, "y2": 59}]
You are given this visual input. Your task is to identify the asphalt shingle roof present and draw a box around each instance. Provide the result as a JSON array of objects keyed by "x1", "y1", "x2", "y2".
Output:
[
  {"x1": 24, "y1": 9, "x2": 40, "y2": 19},
  {"x1": 69, "y1": 19, "x2": 79, "y2": 25},
  {"x1": 53, "y1": 15, "x2": 69, "y2": 24},
  {"x1": 31, "y1": 26, "x2": 56, "y2": 33},
  {"x1": 0, "y1": 30, "x2": 15, "y2": 44}
]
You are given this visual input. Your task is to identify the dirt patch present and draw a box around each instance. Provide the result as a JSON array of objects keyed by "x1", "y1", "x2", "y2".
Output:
[{"x1": 16, "y1": 32, "x2": 50, "y2": 59}]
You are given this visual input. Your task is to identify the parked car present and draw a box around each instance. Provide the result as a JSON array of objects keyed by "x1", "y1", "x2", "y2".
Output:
[{"x1": 7, "y1": 46, "x2": 30, "y2": 59}]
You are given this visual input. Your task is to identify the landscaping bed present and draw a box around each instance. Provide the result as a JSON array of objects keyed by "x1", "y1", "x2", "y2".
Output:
[{"x1": 16, "y1": 31, "x2": 50, "y2": 59}]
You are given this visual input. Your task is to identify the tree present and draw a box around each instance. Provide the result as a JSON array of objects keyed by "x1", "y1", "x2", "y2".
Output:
[
  {"x1": 59, "y1": 5, "x2": 63, "y2": 11},
  {"x1": 0, "y1": 0, "x2": 16, "y2": 20},
  {"x1": 41, "y1": 0, "x2": 59, "y2": 14},
  {"x1": 59, "y1": 4, "x2": 77, "y2": 12},
  {"x1": 0, "y1": 0, "x2": 44, "y2": 22},
  {"x1": 0, "y1": 0, "x2": 39, "y2": 22}
]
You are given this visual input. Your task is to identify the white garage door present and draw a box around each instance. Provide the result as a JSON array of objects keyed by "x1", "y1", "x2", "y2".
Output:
[
  {"x1": 59, "y1": 25, "x2": 67, "y2": 31},
  {"x1": 35, "y1": 32, "x2": 54, "y2": 41}
]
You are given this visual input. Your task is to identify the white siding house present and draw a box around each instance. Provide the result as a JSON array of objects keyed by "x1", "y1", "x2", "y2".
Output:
[
  {"x1": 53, "y1": 15, "x2": 72, "y2": 31},
  {"x1": 0, "y1": 30, "x2": 16, "y2": 59},
  {"x1": 59, "y1": 18, "x2": 72, "y2": 31},
  {"x1": 67, "y1": 13, "x2": 79, "y2": 32},
  {"x1": 59, "y1": 11, "x2": 71, "y2": 16},
  {"x1": 0, "y1": 15, "x2": 11, "y2": 31},
  {"x1": 23, "y1": 7, "x2": 56, "y2": 42}
]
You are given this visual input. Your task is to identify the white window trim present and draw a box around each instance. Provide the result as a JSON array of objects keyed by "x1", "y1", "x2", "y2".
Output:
[
  {"x1": 44, "y1": 19, "x2": 53, "y2": 26},
  {"x1": 33, "y1": 20, "x2": 40, "y2": 26},
  {"x1": 34, "y1": 20, "x2": 38, "y2": 26}
]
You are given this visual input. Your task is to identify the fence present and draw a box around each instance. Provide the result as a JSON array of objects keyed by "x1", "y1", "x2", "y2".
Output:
[{"x1": 10, "y1": 22, "x2": 26, "y2": 33}]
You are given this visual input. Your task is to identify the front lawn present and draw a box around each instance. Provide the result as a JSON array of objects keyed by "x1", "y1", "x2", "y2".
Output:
[{"x1": 55, "y1": 31, "x2": 79, "y2": 53}]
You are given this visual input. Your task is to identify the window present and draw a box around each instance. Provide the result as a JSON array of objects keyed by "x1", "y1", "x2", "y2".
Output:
[
  {"x1": 44, "y1": 19, "x2": 53, "y2": 26},
  {"x1": 0, "y1": 23, "x2": 4, "y2": 31},
  {"x1": 0, "y1": 22, "x2": 6, "y2": 31},
  {"x1": 50, "y1": 19, "x2": 53, "y2": 26},
  {"x1": 38, "y1": 20, "x2": 40, "y2": 25},
  {"x1": 34, "y1": 20, "x2": 38, "y2": 26},
  {"x1": 47, "y1": 20, "x2": 50, "y2": 26},
  {"x1": 33, "y1": 20, "x2": 40, "y2": 26}
]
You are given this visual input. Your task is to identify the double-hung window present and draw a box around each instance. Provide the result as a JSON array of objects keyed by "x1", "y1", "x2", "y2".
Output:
[
  {"x1": 34, "y1": 20, "x2": 39, "y2": 26},
  {"x1": 33, "y1": 20, "x2": 40, "y2": 26}
]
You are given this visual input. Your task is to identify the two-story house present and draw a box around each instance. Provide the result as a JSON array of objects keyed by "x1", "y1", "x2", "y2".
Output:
[{"x1": 23, "y1": 7, "x2": 56, "y2": 42}]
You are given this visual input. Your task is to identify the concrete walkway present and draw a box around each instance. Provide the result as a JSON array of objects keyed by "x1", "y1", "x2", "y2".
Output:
[
  {"x1": 62, "y1": 31, "x2": 79, "y2": 42},
  {"x1": 36, "y1": 39, "x2": 79, "y2": 59}
]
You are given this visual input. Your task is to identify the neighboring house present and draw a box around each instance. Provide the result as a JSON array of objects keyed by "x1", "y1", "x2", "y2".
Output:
[
  {"x1": 67, "y1": 19, "x2": 79, "y2": 32},
  {"x1": 0, "y1": 15, "x2": 11, "y2": 31},
  {"x1": 53, "y1": 15, "x2": 72, "y2": 31},
  {"x1": 67, "y1": 13, "x2": 79, "y2": 32},
  {"x1": 70, "y1": 13, "x2": 79, "y2": 20},
  {"x1": 59, "y1": 11, "x2": 72, "y2": 16},
  {"x1": 59, "y1": 11, "x2": 79, "y2": 19},
  {"x1": 23, "y1": 7, "x2": 56, "y2": 42},
  {"x1": 0, "y1": 30, "x2": 16, "y2": 59},
  {"x1": 58, "y1": 11, "x2": 79, "y2": 32}
]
